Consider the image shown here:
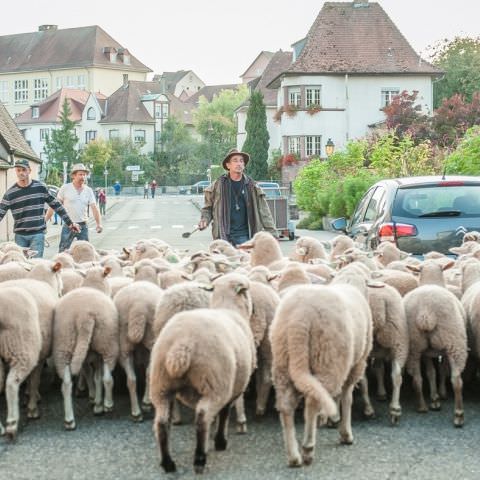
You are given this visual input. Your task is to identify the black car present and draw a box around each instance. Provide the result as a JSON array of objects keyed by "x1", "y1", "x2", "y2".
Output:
[{"x1": 331, "y1": 176, "x2": 480, "y2": 256}]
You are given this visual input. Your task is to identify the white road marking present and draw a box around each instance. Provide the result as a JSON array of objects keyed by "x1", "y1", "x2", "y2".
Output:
[
  {"x1": 151, "y1": 225, "x2": 162, "y2": 229},
  {"x1": 172, "y1": 225, "x2": 184, "y2": 229},
  {"x1": 107, "y1": 226, "x2": 117, "y2": 230},
  {"x1": 128, "y1": 225, "x2": 140, "y2": 230}
]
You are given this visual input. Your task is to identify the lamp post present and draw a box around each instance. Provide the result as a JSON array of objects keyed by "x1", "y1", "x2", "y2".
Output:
[
  {"x1": 325, "y1": 138, "x2": 335, "y2": 157},
  {"x1": 88, "y1": 163, "x2": 93, "y2": 187},
  {"x1": 62, "y1": 160, "x2": 68, "y2": 184},
  {"x1": 104, "y1": 167, "x2": 108, "y2": 190}
]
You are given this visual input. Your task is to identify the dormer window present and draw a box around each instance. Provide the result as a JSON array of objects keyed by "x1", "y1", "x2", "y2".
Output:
[
  {"x1": 31, "y1": 106, "x2": 39, "y2": 119},
  {"x1": 87, "y1": 107, "x2": 96, "y2": 120}
]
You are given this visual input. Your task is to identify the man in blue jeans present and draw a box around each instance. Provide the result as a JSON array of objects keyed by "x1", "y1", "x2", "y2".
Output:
[{"x1": 0, "y1": 159, "x2": 79, "y2": 257}]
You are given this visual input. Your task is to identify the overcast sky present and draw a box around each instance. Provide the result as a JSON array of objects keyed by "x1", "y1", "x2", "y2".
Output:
[{"x1": 2, "y1": 0, "x2": 479, "y2": 85}]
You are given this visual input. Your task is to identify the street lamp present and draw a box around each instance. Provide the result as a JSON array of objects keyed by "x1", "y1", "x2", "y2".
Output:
[
  {"x1": 62, "y1": 160, "x2": 68, "y2": 184},
  {"x1": 325, "y1": 138, "x2": 335, "y2": 157},
  {"x1": 104, "y1": 168, "x2": 108, "y2": 190},
  {"x1": 88, "y1": 163, "x2": 93, "y2": 186}
]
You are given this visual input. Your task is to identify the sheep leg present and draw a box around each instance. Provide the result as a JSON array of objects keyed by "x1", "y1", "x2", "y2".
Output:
[
  {"x1": 62, "y1": 365, "x2": 76, "y2": 430},
  {"x1": 438, "y1": 357, "x2": 449, "y2": 400},
  {"x1": 93, "y1": 360, "x2": 104, "y2": 415},
  {"x1": 408, "y1": 355, "x2": 427, "y2": 412},
  {"x1": 141, "y1": 365, "x2": 152, "y2": 412},
  {"x1": 338, "y1": 383, "x2": 355, "y2": 445},
  {"x1": 5, "y1": 367, "x2": 28, "y2": 440},
  {"x1": 153, "y1": 395, "x2": 176, "y2": 473},
  {"x1": 389, "y1": 359, "x2": 403, "y2": 425},
  {"x1": 26, "y1": 364, "x2": 43, "y2": 419},
  {"x1": 450, "y1": 362, "x2": 464, "y2": 428},
  {"x1": 213, "y1": 403, "x2": 231, "y2": 451},
  {"x1": 358, "y1": 375, "x2": 375, "y2": 419},
  {"x1": 102, "y1": 361, "x2": 114, "y2": 413},
  {"x1": 172, "y1": 399, "x2": 182, "y2": 425},
  {"x1": 120, "y1": 355, "x2": 142, "y2": 421},
  {"x1": 194, "y1": 400, "x2": 217, "y2": 474},
  {"x1": 234, "y1": 395, "x2": 247, "y2": 433},
  {"x1": 301, "y1": 397, "x2": 319, "y2": 466},
  {"x1": 0, "y1": 360, "x2": 4, "y2": 435},
  {"x1": 79, "y1": 363, "x2": 95, "y2": 404},
  {"x1": 279, "y1": 410, "x2": 302, "y2": 467},
  {"x1": 425, "y1": 357, "x2": 441, "y2": 410},
  {"x1": 373, "y1": 359, "x2": 387, "y2": 401},
  {"x1": 255, "y1": 361, "x2": 272, "y2": 417}
]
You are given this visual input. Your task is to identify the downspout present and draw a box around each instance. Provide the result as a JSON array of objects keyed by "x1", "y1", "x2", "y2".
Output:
[{"x1": 344, "y1": 74, "x2": 350, "y2": 142}]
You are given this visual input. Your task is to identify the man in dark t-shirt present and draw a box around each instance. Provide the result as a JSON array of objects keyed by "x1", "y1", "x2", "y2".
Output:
[{"x1": 0, "y1": 159, "x2": 79, "y2": 257}]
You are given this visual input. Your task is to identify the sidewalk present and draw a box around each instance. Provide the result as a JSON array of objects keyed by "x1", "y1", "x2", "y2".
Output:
[{"x1": 45, "y1": 196, "x2": 123, "y2": 244}]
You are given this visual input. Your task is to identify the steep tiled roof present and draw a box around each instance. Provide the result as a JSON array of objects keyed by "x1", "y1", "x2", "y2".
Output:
[
  {"x1": 0, "y1": 103, "x2": 39, "y2": 162},
  {"x1": 240, "y1": 51, "x2": 275, "y2": 78},
  {"x1": 15, "y1": 88, "x2": 106, "y2": 124},
  {"x1": 269, "y1": 1, "x2": 440, "y2": 87},
  {"x1": 153, "y1": 71, "x2": 190, "y2": 94},
  {"x1": 0, "y1": 26, "x2": 151, "y2": 73},
  {"x1": 187, "y1": 84, "x2": 241, "y2": 105}
]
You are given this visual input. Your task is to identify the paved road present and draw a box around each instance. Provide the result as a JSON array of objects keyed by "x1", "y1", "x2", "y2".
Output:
[{"x1": 6, "y1": 195, "x2": 480, "y2": 479}]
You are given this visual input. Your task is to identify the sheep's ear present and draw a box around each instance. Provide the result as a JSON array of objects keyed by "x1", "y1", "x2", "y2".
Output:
[
  {"x1": 52, "y1": 261, "x2": 62, "y2": 273},
  {"x1": 236, "y1": 242, "x2": 253, "y2": 250},
  {"x1": 210, "y1": 273, "x2": 223, "y2": 281},
  {"x1": 371, "y1": 271, "x2": 383, "y2": 279},
  {"x1": 199, "y1": 284, "x2": 214, "y2": 291},
  {"x1": 123, "y1": 247, "x2": 131, "y2": 256},
  {"x1": 267, "y1": 273, "x2": 280, "y2": 282},
  {"x1": 367, "y1": 280, "x2": 385, "y2": 288},
  {"x1": 77, "y1": 270, "x2": 87, "y2": 278},
  {"x1": 119, "y1": 260, "x2": 131, "y2": 267},
  {"x1": 449, "y1": 246, "x2": 465, "y2": 255},
  {"x1": 103, "y1": 266, "x2": 112, "y2": 277},
  {"x1": 235, "y1": 283, "x2": 248, "y2": 294},
  {"x1": 442, "y1": 260, "x2": 455, "y2": 271},
  {"x1": 181, "y1": 272, "x2": 194, "y2": 281},
  {"x1": 405, "y1": 264, "x2": 421, "y2": 273}
]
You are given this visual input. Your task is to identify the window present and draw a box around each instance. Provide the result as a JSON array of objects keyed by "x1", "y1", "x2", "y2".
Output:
[
  {"x1": 306, "y1": 136, "x2": 321, "y2": 156},
  {"x1": 288, "y1": 87, "x2": 301, "y2": 107},
  {"x1": 364, "y1": 187, "x2": 386, "y2": 222},
  {"x1": 381, "y1": 88, "x2": 400, "y2": 107},
  {"x1": 306, "y1": 87, "x2": 321, "y2": 106},
  {"x1": 32, "y1": 106, "x2": 39, "y2": 119},
  {"x1": 34, "y1": 78, "x2": 49, "y2": 102},
  {"x1": 40, "y1": 128, "x2": 50, "y2": 141},
  {"x1": 109, "y1": 129, "x2": 119, "y2": 139},
  {"x1": 87, "y1": 107, "x2": 96, "y2": 120},
  {"x1": 14, "y1": 80, "x2": 28, "y2": 104},
  {"x1": 77, "y1": 75, "x2": 86, "y2": 89},
  {"x1": 155, "y1": 102, "x2": 169, "y2": 119},
  {"x1": 85, "y1": 130, "x2": 97, "y2": 143},
  {"x1": 134, "y1": 129, "x2": 146, "y2": 143},
  {"x1": 287, "y1": 136, "x2": 301, "y2": 155},
  {"x1": 155, "y1": 130, "x2": 162, "y2": 144},
  {"x1": 0, "y1": 81, "x2": 9, "y2": 104}
]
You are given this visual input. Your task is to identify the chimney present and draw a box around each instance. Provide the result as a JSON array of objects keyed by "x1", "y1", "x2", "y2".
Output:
[
  {"x1": 38, "y1": 25, "x2": 58, "y2": 31},
  {"x1": 123, "y1": 74, "x2": 129, "y2": 89}
]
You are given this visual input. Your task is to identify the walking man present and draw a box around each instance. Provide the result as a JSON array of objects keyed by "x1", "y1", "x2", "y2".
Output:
[
  {"x1": 0, "y1": 159, "x2": 79, "y2": 257},
  {"x1": 150, "y1": 179, "x2": 157, "y2": 198},
  {"x1": 198, "y1": 148, "x2": 277, "y2": 246},
  {"x1": 46, "y1": 163, "x2": 103, "y2": 252}
]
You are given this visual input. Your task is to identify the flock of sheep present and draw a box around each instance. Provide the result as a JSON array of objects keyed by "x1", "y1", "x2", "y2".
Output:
[{"x1": 0, "y1": 230, "x2": 479, "y2": 474}]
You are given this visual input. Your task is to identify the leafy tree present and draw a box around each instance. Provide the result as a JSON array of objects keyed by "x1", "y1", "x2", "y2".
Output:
[
  {"x1": 444, "y1": 126, "x2": 480, "y2": 174},
  {"x1": 193, "y1": 85, "x2": 249, "y2": 168},
  {"x1": 243, "y1": 91, "x2": 269, "y2": 179},
  {"x1": 43, "y1": 98, "x2": 79, "y2": 184},
  {"x1": 428, "y1": 36, "x2": 480, "y2": 108}
]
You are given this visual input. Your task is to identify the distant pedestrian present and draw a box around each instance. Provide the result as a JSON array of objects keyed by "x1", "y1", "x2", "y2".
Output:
[
  {"x1": 0, "y1": 159, "x2": 79, "y2": 258},
  {"x1": 98, "y1": 188, "x2": 107, "y2": 216},
  {"x1": 94, "y1": 187, "x2": 100, "y2": 203},
  {"x1": 113, "y1": 181, "x2": 121, "y2": 196},
  {"x1": 150, "y1": 179, "x2": 157, "y2": 198},
  {"x1": 143, "y1": 182, "x2": 149, "y2": 199}
]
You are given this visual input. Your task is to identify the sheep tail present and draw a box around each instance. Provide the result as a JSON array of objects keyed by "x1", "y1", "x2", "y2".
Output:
[
  {"x1": 165, "y1": 342, "x2": 192, "y2": 378},
  {"x1": 415, "y1": 312, "x2": 437, "y2": 333},
  {"x1": 70, "y1": 314, "x2": 95, "y2": 376},
  {"x1": 127, "y1": 311, "x2": 147, "y2": 344},
  {"x1": 287, "y1": 322, "x2": 337, "y2": 418}
]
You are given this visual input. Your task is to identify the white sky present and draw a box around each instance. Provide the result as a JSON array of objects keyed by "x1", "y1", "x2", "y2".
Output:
[{"x1": 2, "y1": 0, "x2": 479, "y2": 85}]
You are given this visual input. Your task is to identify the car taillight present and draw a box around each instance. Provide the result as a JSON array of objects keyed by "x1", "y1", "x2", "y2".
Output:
[
  {"x1": 378, "y1": 223, "x2": 417, "y2": 243},
  {"x1": 438, "y1": 181, "x2": 464, "y2": 186}
]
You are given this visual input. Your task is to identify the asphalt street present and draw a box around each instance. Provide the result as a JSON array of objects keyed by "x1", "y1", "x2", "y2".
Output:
[{"x1": 4, "y1": 195, "x2": 480, "y2": 479}]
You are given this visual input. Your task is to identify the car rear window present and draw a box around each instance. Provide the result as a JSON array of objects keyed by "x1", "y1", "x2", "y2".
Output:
[{"x1": 393, "y1": 184, "x2": 480, "y2": 218}]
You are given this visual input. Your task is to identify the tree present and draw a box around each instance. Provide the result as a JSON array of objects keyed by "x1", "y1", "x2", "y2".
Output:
[
  {"x1": 242, "y1": 91, "x2": 269, "y2": 180},
  {"x1": 43, "y1": 98, "x2": 79, "y2": 184},
  {"x1": 428, "y1": 36, "x2": 480, "y2": 108},
  {"x1": 444, "y1": 126, "x2": 480, "y2": 174}
]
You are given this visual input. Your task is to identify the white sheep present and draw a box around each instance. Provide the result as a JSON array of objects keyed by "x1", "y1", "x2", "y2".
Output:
[{"x1": 289, "y1": 236, "x2": 327, "y2": 263}]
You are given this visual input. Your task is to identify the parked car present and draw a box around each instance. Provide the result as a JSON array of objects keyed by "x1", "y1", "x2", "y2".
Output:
[
  {"x1": 190, "y1": 180, "x2": 211, "y2": 194},
  {"x1": 331, "y1": 176, "x2": 480, "y2": 256}
]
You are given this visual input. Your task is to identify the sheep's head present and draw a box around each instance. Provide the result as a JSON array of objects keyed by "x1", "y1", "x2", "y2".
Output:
[{"x1": 210, "y1": 273, "x2": 252, "y2": 320}]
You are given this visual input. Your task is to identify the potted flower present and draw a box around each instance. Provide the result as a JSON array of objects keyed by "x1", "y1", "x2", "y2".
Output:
[
  {"x1": 306, "y1": 103, "x2": 322, "y2": 115},
  {"x1": 273, "y1": 107, "x2": 284, "y2": 123},
  {"x1": 279, "y1": 153, "x2": 300, "y2": 167},
  {"x1": 283, "y1": 103, "x2": 299, "y2": 118}
]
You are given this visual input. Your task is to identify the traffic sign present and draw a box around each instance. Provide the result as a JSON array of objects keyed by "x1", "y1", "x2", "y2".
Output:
[{"x1": 126, "y1": 165, "x2": 140, "y2": 171}]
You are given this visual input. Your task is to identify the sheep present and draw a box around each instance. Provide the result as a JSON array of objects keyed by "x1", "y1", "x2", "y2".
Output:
[
  {"x1": 238, "y1": 231, "x2": 289, "y2": 271},
  {"x1": 114, "y1": 281, "x2": 164, "y2": 421},
  {"x1": 51, "y1": 252, "x2": 77, "y2": 269},
  {"x1": 275, "y1": 263, "x2": 312, "y2": 294},
  {"x1": 68, "y1": 240, "x2": 99, "y2": 263},
  {"x1": 108, "y1": 276, "x2": 133, "y2": 297},
  {"x1": 0, "y1": 249, "x2": 28, "y2": 264},
  {"x1": 371, "y1": 269, "x2": 418, "y2": 297},
  {"x1": 248, "y1": 265, "x2": 276, "y2": 285},
  {"x1": 463, "y1": 231, "x2": 480, "y2": 243},
  {"x1": 336, "y1": 247, "x2": 378, "y2": 271},
  {"x1": 270, "y1": 280, "x2": 372, "y2": 467},
  {"x1": 0, "y1": 287, "x2": 41, "y2": 439},
  {"x1": 0, "y1": 262, "x2": 30, "y2": 282},
  {"x1": 374, "y1": 242, "x2": 410, "y2": 267},
  {"x1": 149, "y1": 274, "x2": 256, "y2": 474},
  {"x1": 404, "y1": 285, "x2": 467, "y2": 426},
  {"x1": 328, "y1": 234, "x2": 355, "y2": 261},
  {"x1": 134, "y1": 258, "x2": 171, "y2": 284},
  {"x1": 157, "y1": 269, "x2": 192, "y2": 289},
  {"x1": 81, "y1": 266, "x2": 112, "y2": 296},
  {"x1": 61, "y1": 269, "x2": 84, "y2": 294},
  {"x1": 289, "y1": 236, "x2": 327, "y2": 263},
  {"x1": 53, "y1": 287, "x2": 119, "y2": 429}
]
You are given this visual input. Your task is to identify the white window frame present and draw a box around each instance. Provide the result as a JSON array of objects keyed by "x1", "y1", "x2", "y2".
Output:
[
  {"x1": 306, "y1": 86, "x2": 321, "y2": 106},
  {"x1": 109, "y1": 129, "x2": 119, "y2": 139},
  {"x1": 14, "y1": 80, "x2": 29, "y2": 104},
  {"x1": 155, "y1": 130, "x2": 162, "y2": 143},
  {"x1": 87, "y1": 107, "x2": 96, "y2": 120},
  {"x1": 306, "y1": 136, "x2": 322, "y2": 156},
  {"x1": 32, "y1": 106, "x2": 39, "y2": 119},
  {"x1": 40, "y1": 128, "x2": 50, "y2": 141},
  {"x1": 85, "y1": 130, "x2": 97, "y2": 143},
  {"x1": 77, "y1": 75, "x2": 86, "y2": 89},
  {"x1": 34, "y1": 78, "x2": 49, "y2": 102},
  {"x1": 288, "y1": 87, "x2": 301, "y2": 107},
  {"x1": 381, "y1": 88, "x2": 400, "y2": 108},
  {"x1": 287, "y1": 136, "x2": 301, "y2": 155},
  {"x1": 134, "y1": 129, "x2": 146, "y2": 143},
  {"x1": 0, "y1": 81, "x2": 9, "y2": 104}
]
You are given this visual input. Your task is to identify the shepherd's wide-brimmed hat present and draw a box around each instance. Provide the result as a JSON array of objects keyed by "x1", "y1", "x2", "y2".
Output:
[
  {"x1": 70, "y1": 163, "x2": 90, "y2": 174},
  {"x1": 222, "y1": 148, "x2": 250, "y2": 170}
]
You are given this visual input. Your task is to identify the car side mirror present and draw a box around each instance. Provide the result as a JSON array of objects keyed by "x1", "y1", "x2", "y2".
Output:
[{"x1": 331, "y1": 217, "x2": 347, "y2": 232}]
